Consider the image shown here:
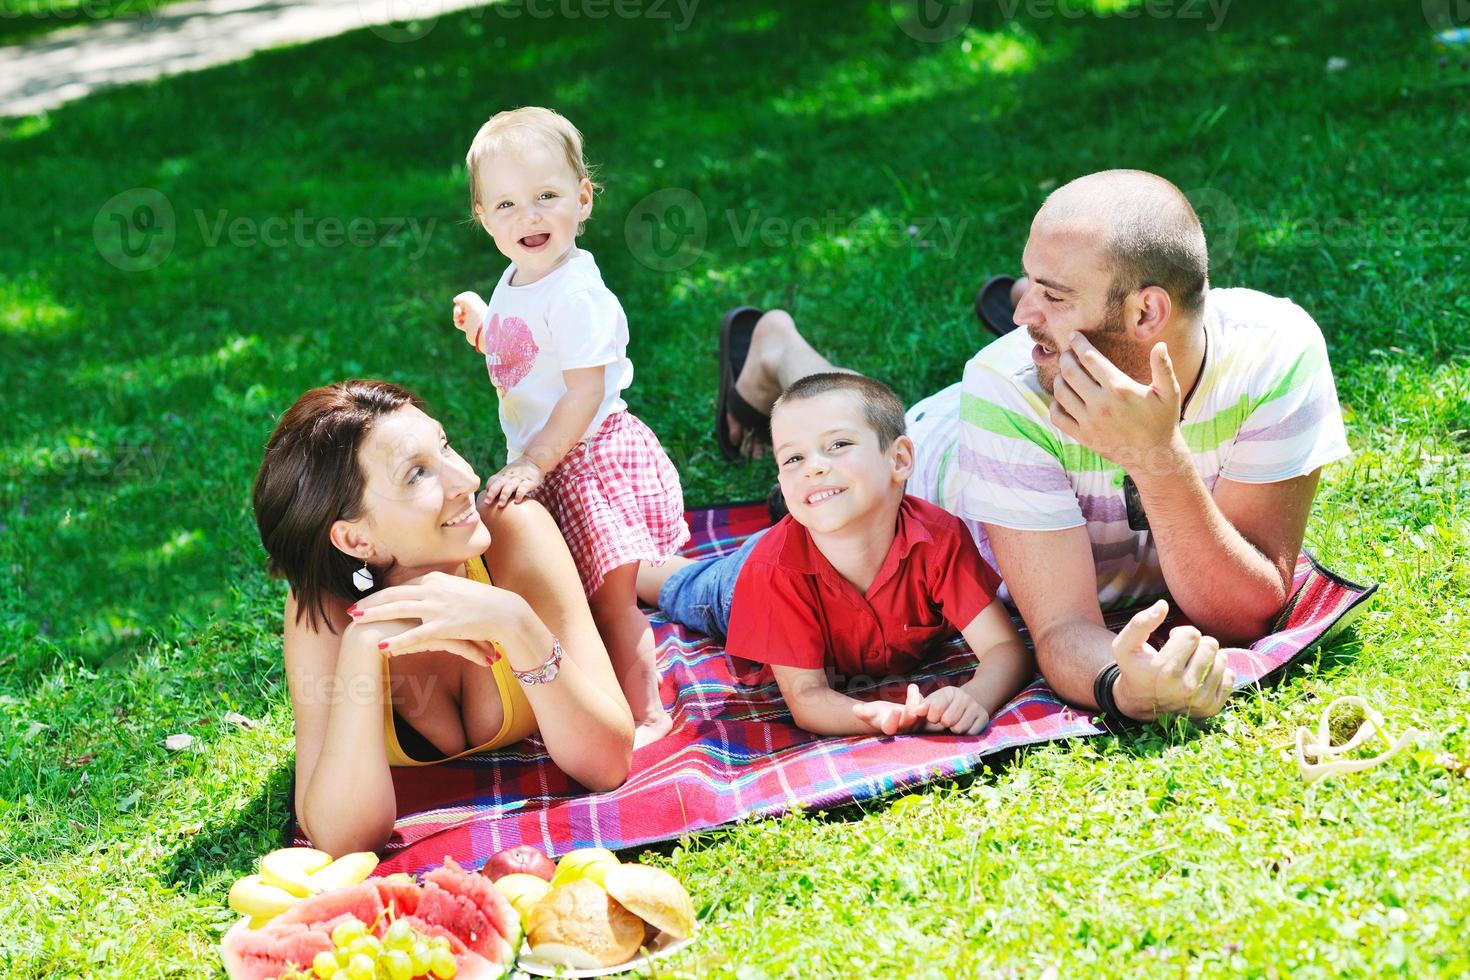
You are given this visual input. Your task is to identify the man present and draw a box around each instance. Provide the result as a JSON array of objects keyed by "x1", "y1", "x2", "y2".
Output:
[{"x1": 715, "y1": 170, "x2": 1349, "y2": 723}]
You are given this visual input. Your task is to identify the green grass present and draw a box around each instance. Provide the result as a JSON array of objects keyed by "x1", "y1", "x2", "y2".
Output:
[{"x1": 2, "y1": 0, "x2": 1469, "y2": 975}]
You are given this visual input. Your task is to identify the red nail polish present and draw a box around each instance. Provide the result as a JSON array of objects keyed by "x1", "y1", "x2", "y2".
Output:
[
  {"x1": 346, "y1": 605, "x2": 358, "y2": 615},
  {"x1": 378, "y1": 641, "x2": 389, "y2": 651}
]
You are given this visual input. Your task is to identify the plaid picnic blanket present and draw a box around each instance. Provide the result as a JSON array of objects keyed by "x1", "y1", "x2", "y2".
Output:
[{"x1": 290, "y1": 503, "x2": 1377, "y2": 875}]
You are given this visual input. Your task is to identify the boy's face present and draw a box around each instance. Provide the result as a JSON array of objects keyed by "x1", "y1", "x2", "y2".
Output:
[
  {"x1": 771, "y1": 390, "x2": 913, "y2": 537},
  {"x1": 474, "y1": 140, "x2": 593, "y2": 283}
]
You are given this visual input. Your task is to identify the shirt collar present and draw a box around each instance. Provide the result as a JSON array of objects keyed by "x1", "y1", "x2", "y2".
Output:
[{"x1": 776, "y1": 496, "x2": 932, "y2": 580}]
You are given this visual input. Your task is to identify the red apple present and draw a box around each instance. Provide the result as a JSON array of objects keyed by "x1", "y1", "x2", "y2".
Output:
[{"x1": 484, "y1": 845, "x2": 556, "y2": 883}]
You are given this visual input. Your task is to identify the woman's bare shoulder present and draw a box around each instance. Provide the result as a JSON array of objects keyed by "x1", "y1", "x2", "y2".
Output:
[{"x1": 283, "y1": 590, "x2": 353, "y2": 667}]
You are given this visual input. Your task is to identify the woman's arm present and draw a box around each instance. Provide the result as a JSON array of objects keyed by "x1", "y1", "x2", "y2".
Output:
[
  {"x1": 284, "y1": 593, "x2": 405, "y2": 855},
  {"x1": 481, "y1": 499, "x2": 634, "y2": 790}
]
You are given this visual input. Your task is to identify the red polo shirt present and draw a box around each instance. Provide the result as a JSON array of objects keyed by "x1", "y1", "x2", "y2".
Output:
[{"x1": 725, "y1": 495, "x2": 1002, "y2": 680}]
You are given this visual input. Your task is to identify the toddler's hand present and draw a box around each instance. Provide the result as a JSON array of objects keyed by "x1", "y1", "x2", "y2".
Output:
[
  {"x1": 917, "y1": 685, "x2": 990, "y2": 736},
  {"x1": 852, "y1": 683, "x2": 929, "y2": 736},
  {"x1": 484, "y1": 457, "x2": 543, "y2": 508},
  {"x1": 452, "y1": 291, "x2": 488, "y2": 351}
]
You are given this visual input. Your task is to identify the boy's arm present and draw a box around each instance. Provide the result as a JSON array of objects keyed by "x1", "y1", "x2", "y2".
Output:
[
  {"x1": 772, "y1": 665, "x2": 926, "y2": 737},
  {"x1": 484, "y1": 367, "x2": 604, "y2": 507},
  {"x1": 954, "y1": 601, "x2": 1035, "y2": 717}
]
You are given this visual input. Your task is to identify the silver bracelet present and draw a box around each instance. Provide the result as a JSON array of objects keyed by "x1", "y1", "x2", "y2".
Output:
[{"x1": 514, "y1": 636, "x2": 563, "y2": 686}]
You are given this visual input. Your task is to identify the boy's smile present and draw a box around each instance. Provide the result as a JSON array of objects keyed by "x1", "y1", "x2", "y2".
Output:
[{"x1": 772, "y1": 390, "x2": 912, "y2": 537}]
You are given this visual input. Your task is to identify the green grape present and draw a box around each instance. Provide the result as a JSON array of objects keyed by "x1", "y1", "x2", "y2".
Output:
[
  {"x1": 429, "y1": 946, "x2": 458, "y2": 979},
  {"x1": 408, "y1": 940, "x2": 434, "y2": 974},
  {"x1": 384, "y1": 918, "x2": 414, "y2": 950},
  {"x1": 311, "y1": 950, "x2": 339, "y2": 978},
  {"x1": 345, "y1": 953, "x2": 376, "y2": 980},
  {"x1": 347, "y1": 934, "x2": 383, "y2": 958},
  {"x1": 380, "y1": 948, "x2": 413, "y2": 980},
  {"x1": 430, "y1": 935, "x2": 451, "y2": 954},
  {"x1": 331, "y1": 919, "x2": 368, "y2": 948}
]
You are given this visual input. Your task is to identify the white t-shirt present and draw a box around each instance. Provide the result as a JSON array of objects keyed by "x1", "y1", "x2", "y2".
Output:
[
  {"x1": 481, "y1": 248, "x2": 633, "y2": 458},
  {"x1": 907, "y1": 287, "x2": 1350, "y2": 609}
]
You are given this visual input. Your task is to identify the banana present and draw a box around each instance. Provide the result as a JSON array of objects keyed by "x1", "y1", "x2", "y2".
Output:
[
  {"x1": 304, "y1": 851, "x2": 380, "y2": 893},
  {"x1": 228, "y1": 874, "x2": 301, "y2": 919},
  {"x1": 259, "y1": 847, "x2": 334, "y2": 898}
]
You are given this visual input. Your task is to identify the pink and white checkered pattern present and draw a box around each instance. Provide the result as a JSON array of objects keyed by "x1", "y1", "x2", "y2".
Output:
[{"x1": 531, "y1": 410, "x2": 690, "y2": 596}]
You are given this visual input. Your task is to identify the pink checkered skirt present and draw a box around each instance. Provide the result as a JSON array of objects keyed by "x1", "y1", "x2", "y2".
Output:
[{"x1": 531, "y1": 410, "x2": 690, "y2": 597}]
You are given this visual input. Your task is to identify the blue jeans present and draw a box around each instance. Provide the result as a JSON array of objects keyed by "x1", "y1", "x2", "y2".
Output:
[{"x1": 656, "y1": 529, "x2": 768, "y2": 639}]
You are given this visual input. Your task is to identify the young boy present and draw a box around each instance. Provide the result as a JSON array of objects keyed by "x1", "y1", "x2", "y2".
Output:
[{"x1": 637, "y1": 373, "x2": 1033, "y2": 736}]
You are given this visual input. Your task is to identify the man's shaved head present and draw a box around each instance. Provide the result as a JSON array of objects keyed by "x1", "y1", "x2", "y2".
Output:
[{"x1": 1037, "y1": 170, "x2": 1209, "y2": 316}]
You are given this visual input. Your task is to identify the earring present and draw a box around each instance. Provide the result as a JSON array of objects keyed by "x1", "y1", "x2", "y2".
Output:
[{"x1": 352, "y1": 561, "x2": 374, "y2": 592}]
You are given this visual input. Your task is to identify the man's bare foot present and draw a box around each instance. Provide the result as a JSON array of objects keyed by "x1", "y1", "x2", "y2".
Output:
[
  {"x1": 724, "y1": 310, "x2": 798, "y2": 459},
  {"x1": 633, "y1": 711, "x2": 675, "y2": 748}
]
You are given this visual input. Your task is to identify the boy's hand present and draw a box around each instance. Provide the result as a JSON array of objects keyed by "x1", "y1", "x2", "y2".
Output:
[
  {"x1": 484, "y1": 457, "x2": 543, "y2": 508},
  {"x1": 918, "y1": 685, "x2": 991, "y2": 736},
  {"x1": 851, "y1": 683, "x2": 929, "y2": 736},
  {"x1": 452, "y1": 291, "x2": 489, "y2": 351}
]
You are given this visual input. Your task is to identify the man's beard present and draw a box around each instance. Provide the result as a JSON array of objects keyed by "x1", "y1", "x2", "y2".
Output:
[{"x1": 1036, "y1": 297, "x2": 1151, "y2": 394}]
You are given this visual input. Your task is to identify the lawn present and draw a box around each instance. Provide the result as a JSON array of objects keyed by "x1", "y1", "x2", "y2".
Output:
[{"x1": 2, "y1": 0, "x2": 1468, "y2": 975}]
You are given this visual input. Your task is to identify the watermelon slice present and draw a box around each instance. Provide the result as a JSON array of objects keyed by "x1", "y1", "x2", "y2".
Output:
[
  {"x1": 219, "y1": 920, "x2": 334, "y2": 980},
  {"x1": 273, "y1": 881, "x2": 386, "y2": 932},
  {"x1": 420, "y1": 857, "x2": 522, "y2": 963},
  {"x1": 375, "y1": 876, "x2": 422, "y2": 919}
]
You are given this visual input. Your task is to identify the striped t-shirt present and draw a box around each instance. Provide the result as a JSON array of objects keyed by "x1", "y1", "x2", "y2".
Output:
[{"x1": 906, "y1": 287, "x2": 1350, "y2": 610}]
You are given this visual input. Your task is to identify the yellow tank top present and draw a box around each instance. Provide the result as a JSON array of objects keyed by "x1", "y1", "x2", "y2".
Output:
[{"x1": 383, "y1": 555, "x2": 537, "y2": 767}]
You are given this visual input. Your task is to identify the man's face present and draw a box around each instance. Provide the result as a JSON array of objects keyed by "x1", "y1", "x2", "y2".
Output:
[{"x1": 1011, "y1": 218, "x2": 1150, "y2": 393}]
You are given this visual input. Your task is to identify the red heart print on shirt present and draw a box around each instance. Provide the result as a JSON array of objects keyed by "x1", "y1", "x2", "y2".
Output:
[{"x1": 483, "y1": 313, "x2": 540, "y2": 391}]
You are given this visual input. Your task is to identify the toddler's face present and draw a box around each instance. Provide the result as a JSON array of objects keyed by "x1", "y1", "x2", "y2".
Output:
[
  {"x1": 474, "y1": 141, "x2": 593, "y2": 284},
  {"x1": 771, "y1": 391, "x2": 913, "y2": 537}
]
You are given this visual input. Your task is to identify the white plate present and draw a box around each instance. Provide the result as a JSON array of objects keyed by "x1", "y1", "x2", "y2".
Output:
[{"x1": 514, "y1": 932, "x2": 695, "y2": 978}]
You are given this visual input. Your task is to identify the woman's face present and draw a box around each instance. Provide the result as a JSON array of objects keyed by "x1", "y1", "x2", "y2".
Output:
[{"x1": 337, "y1": 405, "x2": 491, "y2": 579}]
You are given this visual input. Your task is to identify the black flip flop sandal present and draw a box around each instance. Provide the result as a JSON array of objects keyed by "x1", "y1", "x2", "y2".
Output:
[
  {"x1": 975, "y1": 274, "x2": 1021, "y2": 338},
  {"x1": 715, "y1": 306, "x2": 772, "y2": 462}
]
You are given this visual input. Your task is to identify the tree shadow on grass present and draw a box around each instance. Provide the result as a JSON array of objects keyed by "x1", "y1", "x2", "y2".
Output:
[
  {"x1": 160, "y1": 759, "x2": 295, "y2": 890},
  {"x1": 0, "y1": 0, "x2": 1438, "y2": 673}
]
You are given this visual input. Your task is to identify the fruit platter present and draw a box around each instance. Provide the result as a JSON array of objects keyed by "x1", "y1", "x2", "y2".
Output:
[{"x1": 221, "y1": 846, "x2": 696, "y2": 979}]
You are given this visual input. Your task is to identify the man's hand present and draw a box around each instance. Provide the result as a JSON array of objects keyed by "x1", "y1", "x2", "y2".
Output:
[
  {"x1": 452, "y1": 291, "x2": 489, "y2": 351},
  {"x1": 1110, "y1": 599, "x2": 1233, "y2": 721},
  {"x1": 1050, "y1": 334, "x2": 1187, "y2": 474},
  {"x1": 484, "y1": 457, "x2": 543, "y2": 508},
  {"x1": 852, "y1": 683, "x2": 929, "y2": 736}
]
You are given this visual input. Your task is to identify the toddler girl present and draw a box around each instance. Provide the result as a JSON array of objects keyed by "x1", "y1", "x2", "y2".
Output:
[{"x1": 452, "y1": 106, "x2": 687, "y2": 747}]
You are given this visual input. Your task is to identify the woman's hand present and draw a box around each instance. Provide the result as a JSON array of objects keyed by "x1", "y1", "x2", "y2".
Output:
[{"x1": 347, "y1": 571, "x2": 522, "y2": 665}]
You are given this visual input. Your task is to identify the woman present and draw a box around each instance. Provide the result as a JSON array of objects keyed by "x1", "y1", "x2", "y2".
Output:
[{"x1": 252, "y1": 380, "x2": 634, "y2": 855}]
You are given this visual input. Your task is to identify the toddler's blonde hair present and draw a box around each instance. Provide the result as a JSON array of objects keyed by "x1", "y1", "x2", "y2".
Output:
[{"x1": 465, "y1": 106, "x2": 601, "y2": 220}]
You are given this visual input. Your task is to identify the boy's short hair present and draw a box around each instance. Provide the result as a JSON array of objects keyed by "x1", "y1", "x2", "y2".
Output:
[
  {"x1": 465, "y1": 106, "x2": 601, "y2": 218},
  {"x1": 773, "y1": 373, "x2": 907, "y2": 450}
]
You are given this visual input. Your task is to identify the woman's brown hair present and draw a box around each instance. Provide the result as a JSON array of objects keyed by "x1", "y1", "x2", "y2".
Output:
[{"x1": 252, "y1": 380, "x2": 424, "y2": 632}]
